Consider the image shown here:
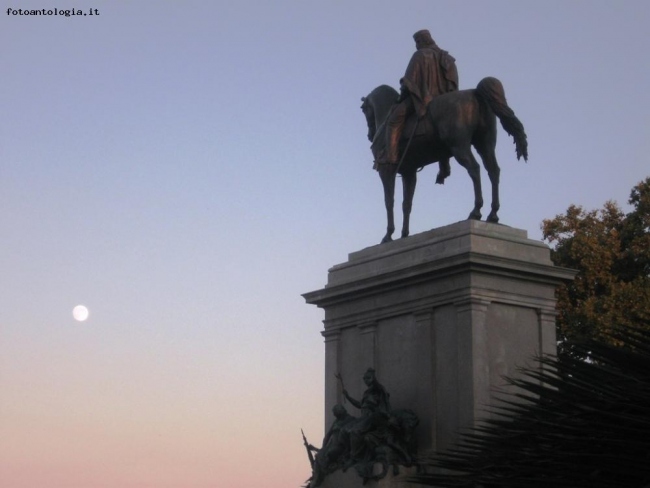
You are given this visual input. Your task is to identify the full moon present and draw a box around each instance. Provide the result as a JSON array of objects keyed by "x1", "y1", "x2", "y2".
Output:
[{"x1": 72, "y1": 305, "x2": 89, "y2": 322}]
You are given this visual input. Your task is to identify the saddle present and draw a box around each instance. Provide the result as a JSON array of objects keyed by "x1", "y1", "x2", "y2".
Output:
[
  {"x1": 403, "y1": 112, "x2": 432, "y2": 139},
  {"x1": 371, "y1": 110, "x2": 433, "y2": 170}
]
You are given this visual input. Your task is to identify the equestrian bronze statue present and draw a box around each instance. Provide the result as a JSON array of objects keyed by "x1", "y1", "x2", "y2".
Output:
[{"x1": 361, "y1": 30, "x2": 528, "y2": 244}]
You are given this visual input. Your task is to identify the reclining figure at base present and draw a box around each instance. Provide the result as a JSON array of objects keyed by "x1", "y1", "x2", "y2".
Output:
[{"x1": 305, "y1": 368, "x2": 419, "y2": 487}]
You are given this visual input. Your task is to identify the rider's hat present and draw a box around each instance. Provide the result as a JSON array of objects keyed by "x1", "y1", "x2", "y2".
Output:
[{"x1": 413, "y1": 29, "x2": 434, "y2": 46}]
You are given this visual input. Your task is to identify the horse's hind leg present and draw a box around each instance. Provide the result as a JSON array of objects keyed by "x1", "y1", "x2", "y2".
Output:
[
  {"x1": 451, "y1": 146, "x2": 483, "y2": 220},
  {"x1": 379, "y1": 164, "x2": 398, "y2": 243},
  {"x1": 476, "y1": 143, "x2": 501, "y2": 223},
  {"x1": 401, "y1": 170, "x2": 417, "y2": 238},
  {"x1": 486, "y1": 156, "x2": 501, "y2": 223}
]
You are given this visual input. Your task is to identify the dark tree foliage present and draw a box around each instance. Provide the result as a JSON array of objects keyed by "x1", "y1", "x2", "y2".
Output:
[
  {"x1": 410, "y1": 326, "x2": 650, "y2": 488},
  {"x1": 542, "y1": 177, "x2": 650, "y2": 351}
]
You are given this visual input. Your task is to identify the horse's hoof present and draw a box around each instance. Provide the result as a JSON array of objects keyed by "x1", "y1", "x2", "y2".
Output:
[
  {"x1": 487, "y1": 213, "x2": 499, "y2": 223},
  {"x1": 381, "y1": 236, "x2": 393, "y2": 244},
  {"x1": 468, "y1": 211, "x2": 482, "y2": 221}
]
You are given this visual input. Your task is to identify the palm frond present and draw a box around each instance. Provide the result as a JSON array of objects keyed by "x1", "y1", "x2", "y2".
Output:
[{"x1": 410, "y1": 326, "x2": 650, "y2": 488}]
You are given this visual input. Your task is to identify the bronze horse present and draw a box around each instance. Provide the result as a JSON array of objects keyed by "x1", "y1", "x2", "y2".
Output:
[{"x1": 361, "y1": 77, "x2": 528, "y2": 244}]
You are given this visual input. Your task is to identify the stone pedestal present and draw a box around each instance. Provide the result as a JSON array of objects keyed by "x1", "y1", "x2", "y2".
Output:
[{"x1": 303, "y1": 221, "x2": 575, "y2": 487}]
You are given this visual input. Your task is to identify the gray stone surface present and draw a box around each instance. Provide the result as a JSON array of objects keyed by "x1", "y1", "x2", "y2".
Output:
[{"x1": 303, "y1": 221, "x2": 575, "y2": 487}]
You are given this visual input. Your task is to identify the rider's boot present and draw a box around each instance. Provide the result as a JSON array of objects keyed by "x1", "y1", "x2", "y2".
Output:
[
  {"x1": 385, "y1": 124, "x2": 402, "y2": 165},
  {"x1": 436, "y1": 158, "x2": 451, "y2": 184}
]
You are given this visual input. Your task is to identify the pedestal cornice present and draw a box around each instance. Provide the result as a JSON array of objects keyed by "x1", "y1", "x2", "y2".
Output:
[{"x1": 303, "y1": 222, "x2": 576, "y2": 322}]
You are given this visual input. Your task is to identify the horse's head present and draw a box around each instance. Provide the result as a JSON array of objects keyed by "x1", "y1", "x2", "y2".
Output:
[
  {"x1": 361, "y1": 85, "x2": 400, "y2": 143},
  {"x1": 360, "y1": 96, "x2": 376, "y2": 142}
]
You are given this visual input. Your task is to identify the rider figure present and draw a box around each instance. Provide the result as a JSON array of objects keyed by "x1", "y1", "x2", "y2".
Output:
[
  {"x1": 384, "y1": 29, "x2": 459, "y2": 166},
  {"x1": 343, "y1": 368, "x2": 391, "y2": 463}
]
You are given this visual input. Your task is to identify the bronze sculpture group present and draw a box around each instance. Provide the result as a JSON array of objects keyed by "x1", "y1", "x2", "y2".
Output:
[
  {"x1": 361, "y1": 29, "x2": 528, "y2": 244},
  {"x1": 304, "y1": 369, "x2": 419, "y2": 487}
]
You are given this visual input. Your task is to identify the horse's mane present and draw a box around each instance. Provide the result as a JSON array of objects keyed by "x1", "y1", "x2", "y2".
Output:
[
  {"x1": 368, "y1": 85, "x2": 399, "y2": 113},
  {"x1": 364, "y1": 85, "x2": 399, "y2": 157},
  {"x1": 370, "y1": 84, "x2": 399, "y2": 97}
]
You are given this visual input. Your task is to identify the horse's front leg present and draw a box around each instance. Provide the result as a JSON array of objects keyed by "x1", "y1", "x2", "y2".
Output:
[
  {"x1": 379, "y1": 164, "x2": 397, "y2": 243},
  {"x1": 401, "y1": 170, "x2": 417, "y2": 238}
]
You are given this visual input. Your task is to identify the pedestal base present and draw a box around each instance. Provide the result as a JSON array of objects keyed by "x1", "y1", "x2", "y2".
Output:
[
  {"x1": 322, "y1": 465, "x2": 419, "y2": 488},
  {"x1": 303, "y1": 221, "x2": 575, "y2": 487}
]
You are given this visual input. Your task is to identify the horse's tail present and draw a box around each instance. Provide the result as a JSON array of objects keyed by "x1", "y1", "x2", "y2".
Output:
[{"x1": 476, "y1": 77, "x2": 528, "y2": 161}]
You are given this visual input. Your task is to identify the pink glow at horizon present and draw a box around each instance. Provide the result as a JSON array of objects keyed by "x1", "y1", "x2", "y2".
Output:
[{"x1": 1, "y1": 325, "x2": 322, "y2": 487}]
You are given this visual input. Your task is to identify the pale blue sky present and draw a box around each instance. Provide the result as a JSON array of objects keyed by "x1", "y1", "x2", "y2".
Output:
[{"x1": 2, "y1": 1, "x2": 649, "y2": 486}]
